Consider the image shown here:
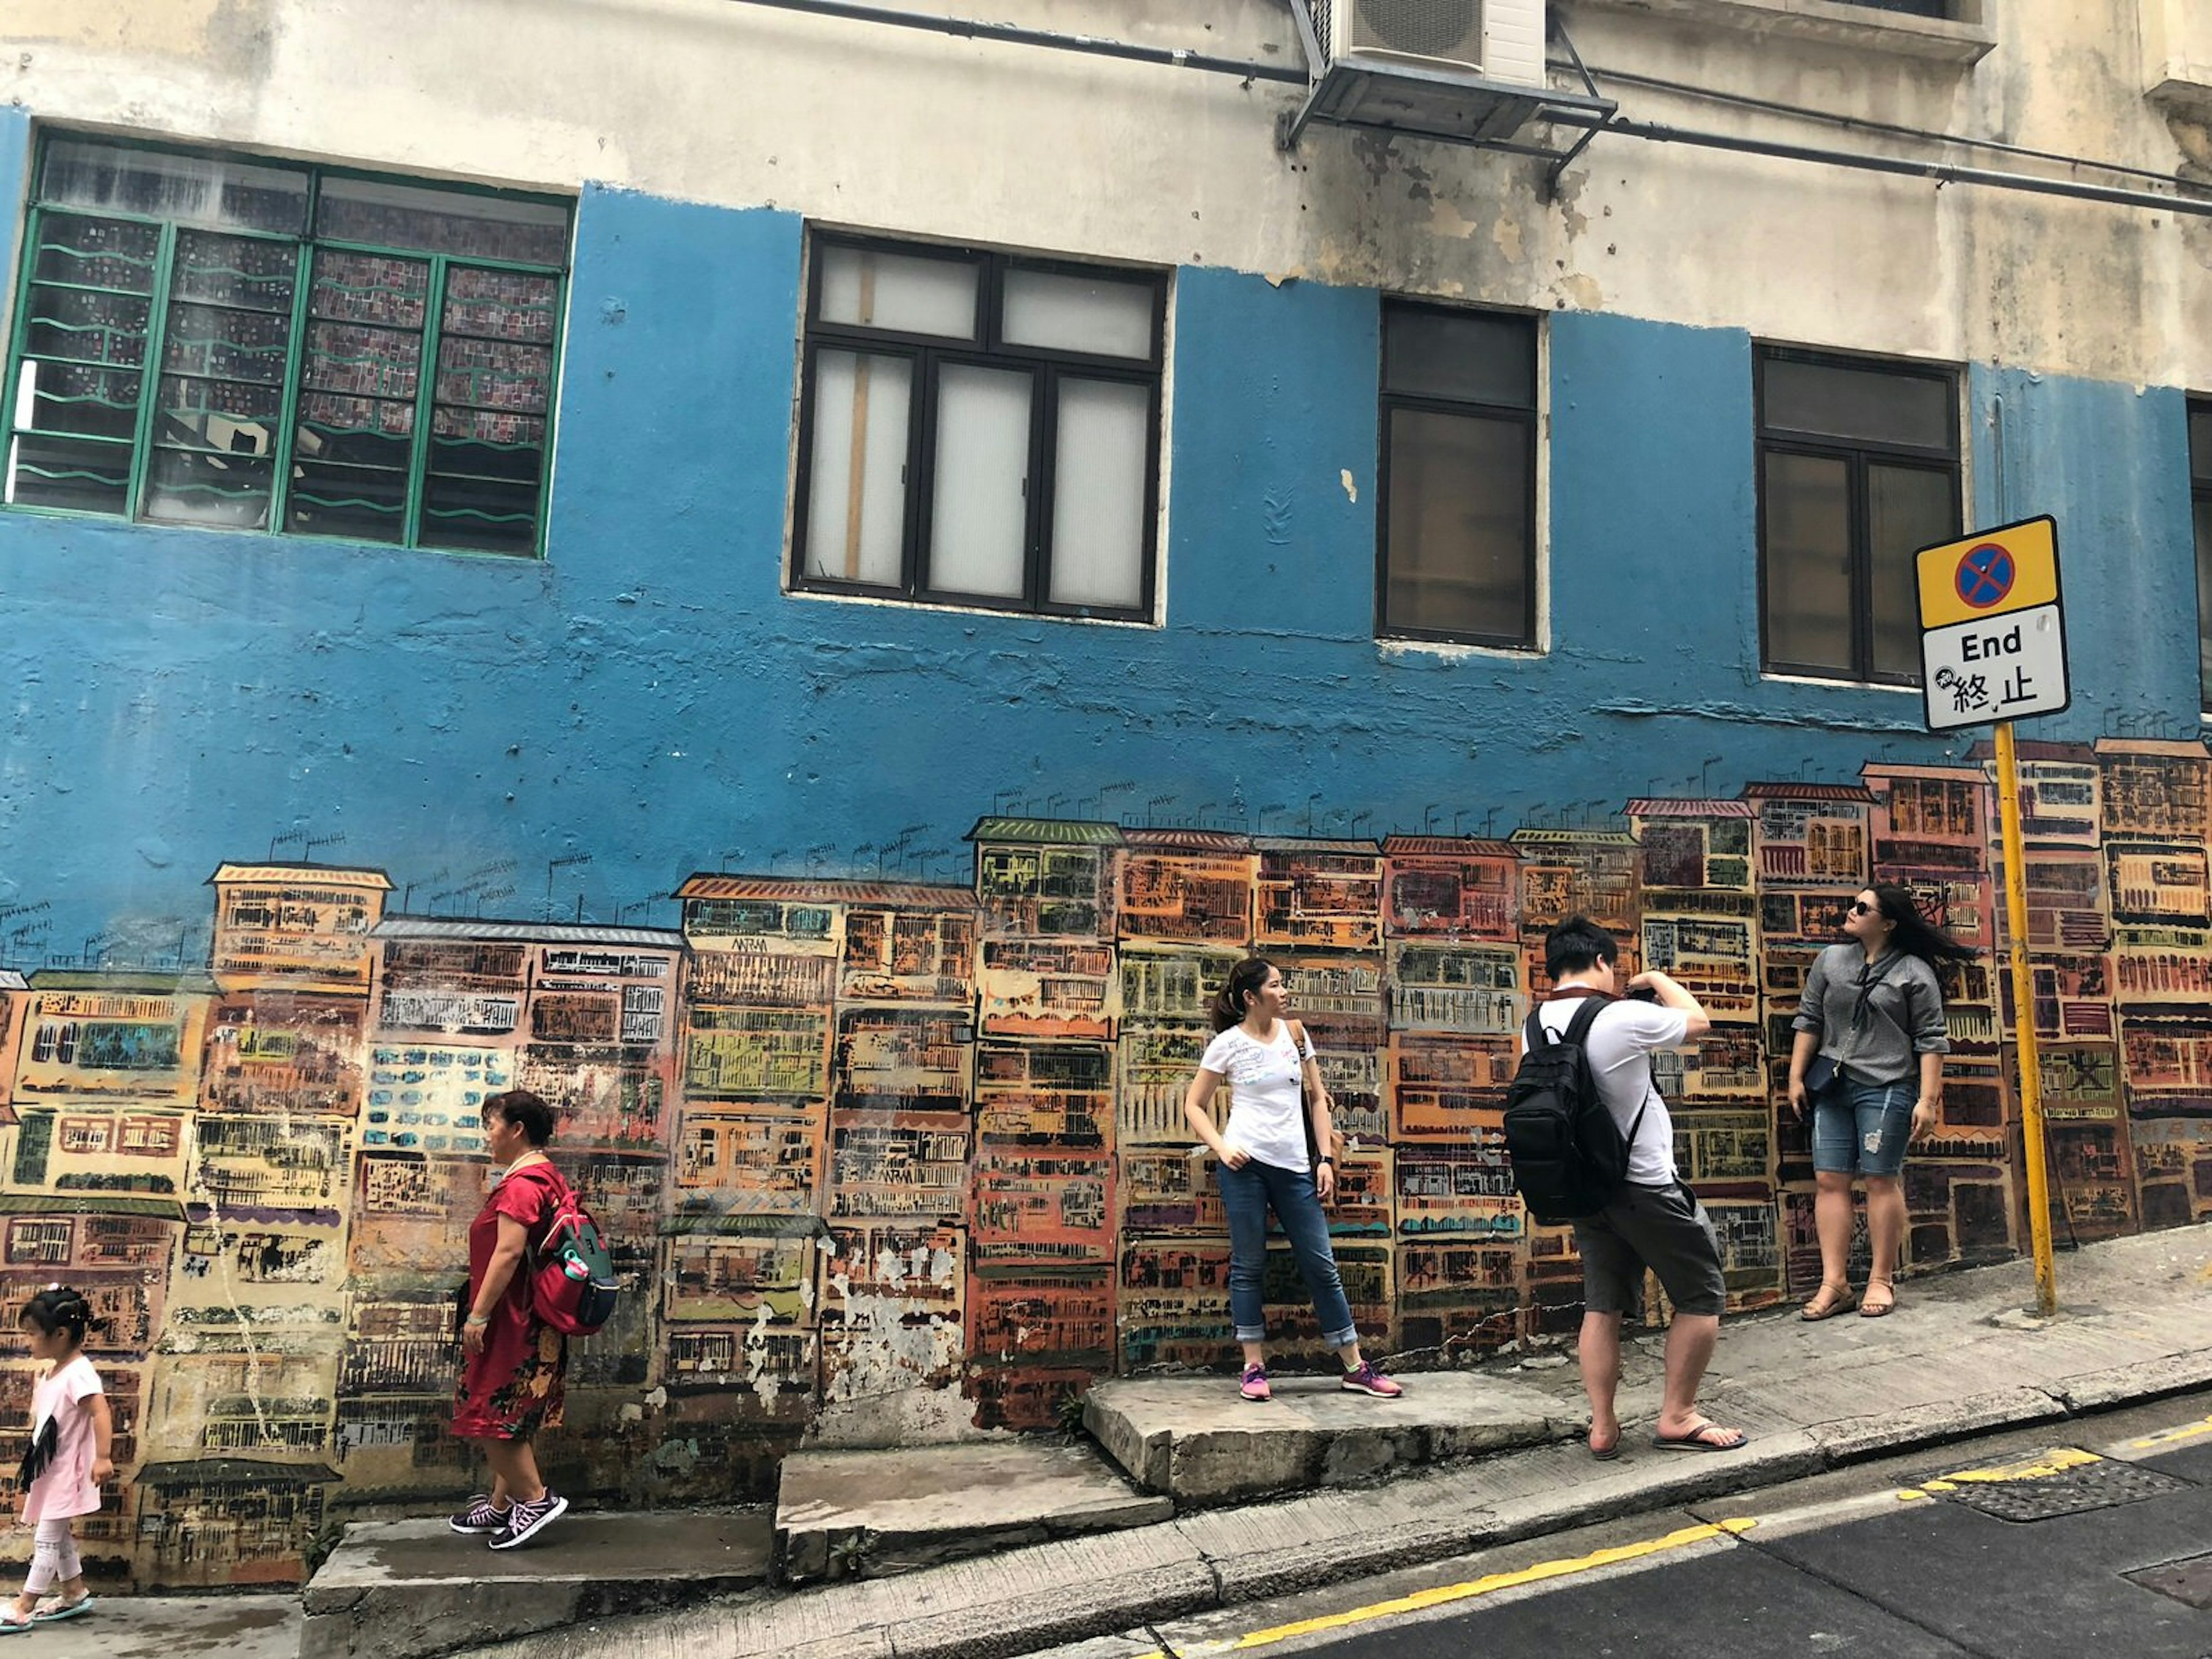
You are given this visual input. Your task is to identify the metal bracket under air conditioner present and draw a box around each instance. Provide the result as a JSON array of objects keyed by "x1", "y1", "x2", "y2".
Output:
[{"x1": 1277, "y1": 10, "x2": 1616, "y2": 199}]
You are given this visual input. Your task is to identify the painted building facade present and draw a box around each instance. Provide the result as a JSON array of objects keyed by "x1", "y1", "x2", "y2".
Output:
[{"x1": 2, "y1": 0, "x2": 2212, "y2": 1585}]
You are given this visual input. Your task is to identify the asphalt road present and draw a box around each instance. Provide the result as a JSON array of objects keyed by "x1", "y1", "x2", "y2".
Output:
[{"x1": 1056, "y1": 1391, "x2": 2212, "y2": 1659}]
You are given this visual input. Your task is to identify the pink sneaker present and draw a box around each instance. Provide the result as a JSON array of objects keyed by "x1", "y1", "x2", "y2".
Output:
[
  {"x1": 1239, "y1": 1363, "x2": 1271, "y2": 1402},
  {"x1": 1340, "y1": 1361, "x2": 1403, "y2": 1398}
]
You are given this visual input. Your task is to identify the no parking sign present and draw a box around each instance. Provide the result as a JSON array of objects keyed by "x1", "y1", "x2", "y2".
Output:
[{"x1": 1914, "y1": 515, "x2": 2070, "y2": 732}]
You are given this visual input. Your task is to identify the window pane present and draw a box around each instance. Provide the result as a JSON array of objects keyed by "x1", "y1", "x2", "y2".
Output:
[
  {"x1": 5, "y1": 427, "x2": 131, "y2": 513},
  {"x1": 40, "y1": 139, "x2": 308, "y2": 236},
  {"x1": 1383, "y1": 408, "x2": 1531, "y2": 642},
  {"x1": 422, "y1": 268, "x2": 556, "y2": 555},
  {"x1": 1384, "y1": 306, "x2": 1535, "y2": 408},
  {"x1": 802, "y1": 350, "x2": 912, "y2": 587},
  {"x1": 315, "y1": 177, "x2": 570, "y2": 265},
  {"x1": 10, "y1": 214, "x2": 155, "y2": 506},
  {"x1": 2197, "y1": 498, "x2": 2212, "y2": 709},
  {"x1": 1762, "y1": 356, "x2": 1951, "y2": 450},
  {"x1": 1002, "y1": 270, "x2": 1154, "y2": 360},
  {"x1": 1763, "y1": 450, "x2": 1853, "y2": 674},
  {"x1": 819, "y1": 247, "x2": 978, "y2": 340},
  {"x1": 145, "y1": 231, "x2": 297, "y2": 529},
  {"x1": 1869, "y1": 464, "x2": 1954, "y2": 681},
  {"x1": 929, "y1": 364, "x2": 1031, "y2": 600},
  {"x1": 288, "y1": 251, "x2": 430, "y2": 544},
  {"x1": 1048, "y1": 378, "x2": 1148, "y2": 609},
  {"x1": 2193, "y1": 410, "x2": 2212, "y2": 486}
]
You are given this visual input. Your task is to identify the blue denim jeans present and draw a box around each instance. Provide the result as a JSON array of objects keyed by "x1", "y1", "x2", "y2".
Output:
[
  {"x1": 1812, "y1": 1074, "x2": 1915, "y2": 1177},
  {"x1": 1218, "y1": 1158, "x2": 1358, "y2": 1349}
]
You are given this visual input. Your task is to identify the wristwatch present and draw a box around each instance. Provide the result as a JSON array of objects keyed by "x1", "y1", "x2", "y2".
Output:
[{"x1": 1316, "y1": 1156, "x2": 1334, "y2": 1167}]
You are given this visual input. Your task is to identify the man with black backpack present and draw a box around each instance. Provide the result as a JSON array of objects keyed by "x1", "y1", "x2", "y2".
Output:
[{"x1": 1520, "y1": 916, "x2": 1747, "y2": 1459}]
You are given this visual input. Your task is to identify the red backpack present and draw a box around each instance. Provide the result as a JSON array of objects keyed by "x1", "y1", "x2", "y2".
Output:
[{"x1": 525, "y1": 1168, "x2": 620, "y2": 1336}]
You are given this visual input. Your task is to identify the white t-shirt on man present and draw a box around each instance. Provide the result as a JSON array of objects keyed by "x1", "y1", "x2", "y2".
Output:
[
  {"x1": 1199, "y1": 1020, "x2": 1317, "y2": 1173},
  {"x1": 1532, "y1": 994, "x2": 1690, "y2": 1188}
]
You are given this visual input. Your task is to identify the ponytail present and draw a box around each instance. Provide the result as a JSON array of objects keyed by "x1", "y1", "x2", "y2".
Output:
[{"x1": 1209, "y1": 957, "x2": 1278, "y2": 1032}]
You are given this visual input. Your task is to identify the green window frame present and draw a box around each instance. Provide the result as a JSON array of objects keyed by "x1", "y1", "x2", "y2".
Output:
[{"x1": 4, "y1": 133, "x2": 572, "y2": 558}]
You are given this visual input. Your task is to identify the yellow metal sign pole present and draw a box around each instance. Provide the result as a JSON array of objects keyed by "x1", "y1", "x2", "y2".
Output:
[{"x1": 1993, "y1": 720, "x2": 2057, "y2": 1317}]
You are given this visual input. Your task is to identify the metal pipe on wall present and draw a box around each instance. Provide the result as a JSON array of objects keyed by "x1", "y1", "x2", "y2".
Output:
[{"x1": 717, "y1": 0, "x2": 1309, "y2": 84}]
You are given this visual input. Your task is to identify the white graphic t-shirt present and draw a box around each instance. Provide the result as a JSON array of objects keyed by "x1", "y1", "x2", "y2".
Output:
[{"x1": 1199, "y1": 1020, "x2": 1317, "y2": 1173}]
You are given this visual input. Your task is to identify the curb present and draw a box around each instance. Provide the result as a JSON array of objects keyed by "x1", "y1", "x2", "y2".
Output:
[{"x1": 571, "y1": 1347, "x2": 2212, "y2": 1659}]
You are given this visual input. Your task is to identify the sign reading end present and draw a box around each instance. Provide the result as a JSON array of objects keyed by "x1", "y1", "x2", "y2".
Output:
[{"x1": 1914, "y1": 516, "x2": 2070, "y2": 733}]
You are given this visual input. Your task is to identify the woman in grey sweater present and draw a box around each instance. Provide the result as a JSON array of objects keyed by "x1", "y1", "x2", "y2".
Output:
[{"x1": 1787, "y1": 884, "x2": 1972, "y2": 1320}]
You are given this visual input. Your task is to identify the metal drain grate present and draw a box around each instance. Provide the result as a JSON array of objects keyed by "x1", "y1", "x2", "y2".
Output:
[{"x1": 1940, "y1": 1460, "x2": 2190, "y2": 1523}]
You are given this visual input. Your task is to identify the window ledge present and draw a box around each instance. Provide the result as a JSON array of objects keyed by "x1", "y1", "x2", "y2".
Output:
[
  {"x1": 1572, "y1": 0, "x2": 1995, "y2": 65},
  {"x1": 1760, "y1": 668, "x2": 1923, "y2": 696},
  {"x1": 785, "y1": 584, "x2": 1162, "y2": 630},
  {"x1": 1378, "y1": 634, "x2": 1545, "y2": 662}
]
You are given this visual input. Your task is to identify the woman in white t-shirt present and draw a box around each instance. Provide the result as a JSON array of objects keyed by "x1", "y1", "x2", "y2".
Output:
[{"x1": 1184, "y1": 957, "x2": 1403, "y2": 1403}]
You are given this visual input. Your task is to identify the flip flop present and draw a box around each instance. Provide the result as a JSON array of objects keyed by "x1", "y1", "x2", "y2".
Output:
[
  {"x1": 0, "y1": 1607, "x2": 31, "y2": 1634},
  {"x1": 1588, "y1": 1430, "x2": 1622, "y2": 1461},
  {"x1": 1653, "y1": 1422, "x2": 1749, "y2": 1453},
  {"x1": 31, "y1": 1594, "x2": 92, "y2": 1623}
]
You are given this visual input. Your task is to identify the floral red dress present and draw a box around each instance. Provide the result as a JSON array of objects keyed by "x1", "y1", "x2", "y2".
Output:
[{"x1": 452, "y1": 1160, "x2": 569, "y2": 1441}]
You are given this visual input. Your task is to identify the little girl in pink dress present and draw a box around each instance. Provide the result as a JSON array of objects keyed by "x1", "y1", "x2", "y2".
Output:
[{"x1": 3, "y1": 1287, "x2": 113, "y2": 1630}]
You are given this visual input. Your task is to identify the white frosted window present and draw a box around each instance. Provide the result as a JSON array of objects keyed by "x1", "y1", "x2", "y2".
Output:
[
  {"x1": 1002, "y1": 270, "x2": 1153, "y2": 359},
  {"x1": 802, "y1": 350, "x2": 911, "y2": 586},
  {"x1": 1049, "y1": 379, "x2": 1149, "y2": 609},
  {"x1": 929, "y1": 365, "x2": 1031, "y2": 599},
  {"x1": 819, "y1": 247, "x2": 978, "y2": 339}
]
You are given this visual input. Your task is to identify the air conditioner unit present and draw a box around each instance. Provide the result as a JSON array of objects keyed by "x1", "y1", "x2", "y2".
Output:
[{"x1": 1321, "y1": 0, "x2": 1548, "y2": 90}]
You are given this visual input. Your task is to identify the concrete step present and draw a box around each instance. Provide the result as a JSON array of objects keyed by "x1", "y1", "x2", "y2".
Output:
[
  {"x1": 301, "y1": 1507, "x2": 772, "y2": 1659},
  {"x1": 1085, "y1": 1370, "x2": 1581, "y2": 1503},
  {"x1": 775, "y1": 1439, "x2": 1174, "y2": 1584},
  {"x1": 14, "y1": 1593, "x2": 300, "y2": 1659}
]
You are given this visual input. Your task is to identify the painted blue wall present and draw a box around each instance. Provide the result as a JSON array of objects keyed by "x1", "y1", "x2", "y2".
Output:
[{"x1": 0, "y1": 134, "x2": 2198, "y2": 957}]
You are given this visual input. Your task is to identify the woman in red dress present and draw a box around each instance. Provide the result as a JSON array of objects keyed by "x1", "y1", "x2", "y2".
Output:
[{"x1": 446, "y1": 1089, "x2": 571, "y2": 1550}]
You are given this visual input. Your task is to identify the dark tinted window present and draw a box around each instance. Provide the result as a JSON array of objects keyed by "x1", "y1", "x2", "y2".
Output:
[
  {"x1": 1757, "y1": 349, "x2": 1960, "y2": 685},
  {"x1": 1378, "y1": 302, "x2": 1539, "y2": 648}
]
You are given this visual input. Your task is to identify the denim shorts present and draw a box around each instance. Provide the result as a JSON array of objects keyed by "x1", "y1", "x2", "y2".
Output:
[{"x1": 1812, "y1": 1074, "x2": 1915, "y2": 1177}]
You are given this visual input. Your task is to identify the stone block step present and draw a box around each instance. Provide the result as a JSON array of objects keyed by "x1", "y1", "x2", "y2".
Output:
[
  {"x1": 774, "y1": 1440, "x2": 1174, "y2": 1584},
  {"x1": 301, "y1": 1507, "x2": 772, "y2": 1659},
  {"x1": 1085, "y1": 1370, "x2": 1581, "y2": 1503}
]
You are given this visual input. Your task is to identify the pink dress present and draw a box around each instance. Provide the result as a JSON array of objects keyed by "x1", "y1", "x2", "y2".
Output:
[{"x1": 23, "y1": 1355, "x2": 102, "y2": 1523}]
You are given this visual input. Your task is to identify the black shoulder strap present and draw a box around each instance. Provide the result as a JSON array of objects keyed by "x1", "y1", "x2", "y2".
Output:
[{"x1": 1562, "y1": 993, "x2": 1613, "y2": 1045}]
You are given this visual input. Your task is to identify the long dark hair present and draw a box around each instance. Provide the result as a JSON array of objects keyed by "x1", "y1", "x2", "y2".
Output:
[
  {"x1": 1867, "y1": 882, "x2": 1975, "y2": 965},
  {"x1": 1208, "y1": 957, "x2": 1278, "y2": 1032}
]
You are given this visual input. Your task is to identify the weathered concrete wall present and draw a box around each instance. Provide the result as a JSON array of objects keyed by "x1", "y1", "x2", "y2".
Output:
[
  {"x1": 7, "y1": 0, "x2": 2212, "y2": 381},
  {"x1": 0, "y1": 0, "x2": 2206, "y2": 1590}
]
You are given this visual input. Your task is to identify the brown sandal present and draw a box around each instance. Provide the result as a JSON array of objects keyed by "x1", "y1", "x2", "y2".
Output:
[
  {"x1": 1800, "y1": 1281, "x2": 1857, "y2": 1321},
  {"x1": 1859, "y1": 1277, "x2": 1896, "y2": 1317}
]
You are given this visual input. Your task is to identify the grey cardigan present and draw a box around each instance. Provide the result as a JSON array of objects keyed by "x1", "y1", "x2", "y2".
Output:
[{"x1": 1791, "y1": 943, "x2": 1950, "y2": 1085}]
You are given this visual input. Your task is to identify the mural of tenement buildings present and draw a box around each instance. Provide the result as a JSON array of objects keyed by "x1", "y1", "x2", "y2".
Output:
[{"x1": 2, "y1": 737, "x2": 2208, "y2": 1587}]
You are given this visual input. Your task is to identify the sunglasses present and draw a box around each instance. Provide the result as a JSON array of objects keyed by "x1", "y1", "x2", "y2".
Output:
[{"x1": 1848, "y1": 900, "x2": 1877, "y2": 917}]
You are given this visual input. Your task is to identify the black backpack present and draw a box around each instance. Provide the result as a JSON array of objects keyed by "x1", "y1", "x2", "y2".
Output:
[{"x1": 1502, "y1": 995, "x2": 1647, "y2": 1224}]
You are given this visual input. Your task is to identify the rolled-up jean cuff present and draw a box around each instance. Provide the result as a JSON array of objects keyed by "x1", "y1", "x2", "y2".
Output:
[
  {"x1": 1321, "y1": 1323, "x2": 1357, "y2": 1349},
  {"x1": 1233, "y1": 1322, "x2": 1267, "y2": 1343}
]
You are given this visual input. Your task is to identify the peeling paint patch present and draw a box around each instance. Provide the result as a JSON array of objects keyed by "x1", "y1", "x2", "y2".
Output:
[{"x1": 1340, "y1": 469, "x2": 1358, "y2": 505}]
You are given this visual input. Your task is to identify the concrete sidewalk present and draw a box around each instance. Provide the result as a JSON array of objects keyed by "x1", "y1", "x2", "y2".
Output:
[{"x1": 453, "y1": 1227, "x2": 2212, "y2": 1659}]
